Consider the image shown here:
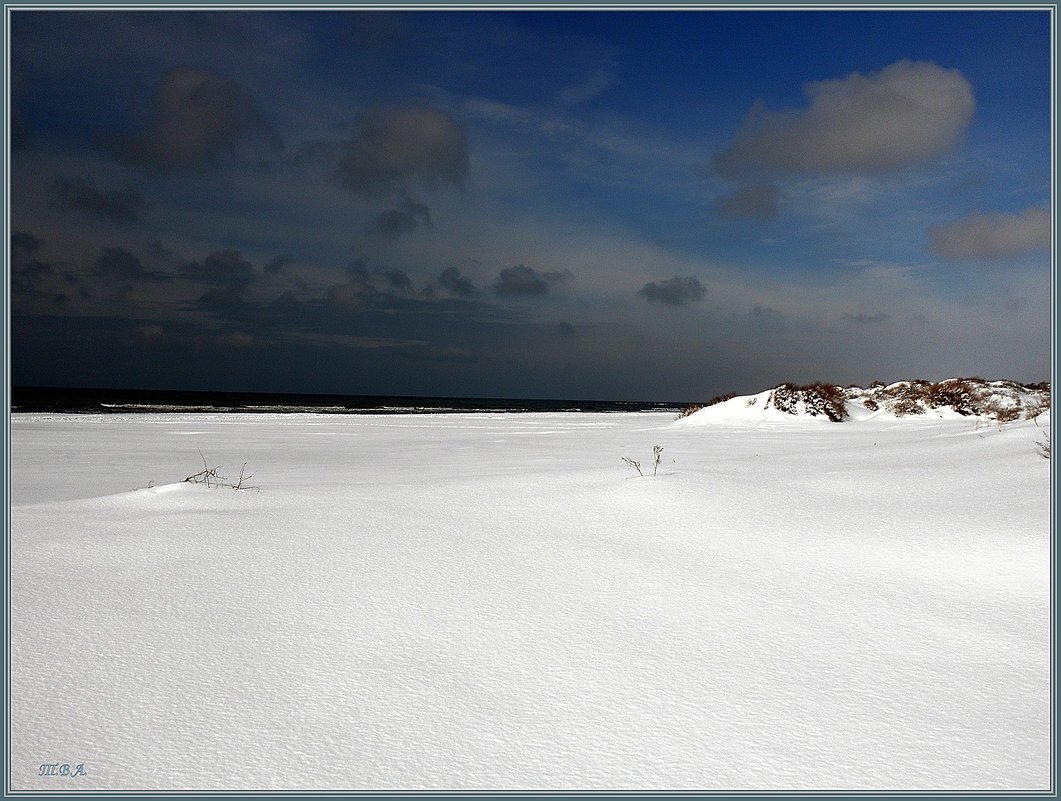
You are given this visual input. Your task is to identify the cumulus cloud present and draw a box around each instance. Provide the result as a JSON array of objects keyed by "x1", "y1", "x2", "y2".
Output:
[
  {"x1": 714, "y1": 183, "x2": 780, "y2": 221},
  {"x1": 438, "y1": 266, "x2": 476, "y2": 297},
  {"x1": 637, "y1": 276, "x2": 705, "y2": 306},
  {"x1": 929, "y1": 206, "x2": 1051, "y2": 261},
  {"x1": 368, "y1": 197, "x2": 432, "y2": 239},
  {"x1": 493, "y1": 264, "x2": 571, "y2": 297},
  {"x1": 50, "y1": 176, "x2": 148, "y2": 223},
  {"x1": 335, "y1": 106, "x2": 468, "y2": 198},
  {"x1": 112, "y1": 68, "x2": 273, "y2": 173},
  {"x1": 713, "y1": 60, "x2": 974, "y2": 176}
]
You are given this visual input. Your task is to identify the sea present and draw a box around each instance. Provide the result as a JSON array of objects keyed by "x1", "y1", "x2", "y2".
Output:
[{"x1": 11, "y1": 386, "x2": 689, "y2": 416}]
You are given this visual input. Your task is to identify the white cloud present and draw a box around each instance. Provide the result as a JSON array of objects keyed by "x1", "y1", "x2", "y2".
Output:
[
  {"x1": 929, "y1": 206, "x2": 1050, "y2": 260},
  {"x1": 713, "y1": 60, "x2": 975, "y2": 176}
]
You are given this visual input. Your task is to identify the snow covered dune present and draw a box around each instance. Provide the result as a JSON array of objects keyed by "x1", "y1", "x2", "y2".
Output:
[{"x1": 9, "y1": 410, "x2": 1052, "y2": 790}]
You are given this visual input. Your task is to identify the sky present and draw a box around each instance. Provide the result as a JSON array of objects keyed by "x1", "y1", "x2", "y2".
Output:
[{"x1": 7, "y1": 6, "x2": 1053, "y2": 401}]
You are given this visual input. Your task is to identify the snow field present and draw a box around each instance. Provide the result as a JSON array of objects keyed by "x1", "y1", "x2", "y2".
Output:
[{"x1": 9, "y1": 411, "x2": 1052, "y2": 790}]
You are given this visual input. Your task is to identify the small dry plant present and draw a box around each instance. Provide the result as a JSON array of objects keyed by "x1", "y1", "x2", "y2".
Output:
[
  {"x1": 1037, "y1": 433, "x2": 1051, "y2": 460},
  {"x1": 184, "y1": 450, "x2": 260, "y2": 491},
  {"x1": 623, "y1": 445, "x2": 666, "y2": 478}
]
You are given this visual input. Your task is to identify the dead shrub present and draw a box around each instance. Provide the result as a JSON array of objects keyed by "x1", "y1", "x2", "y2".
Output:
[
  {"x1": 927, "y1": 379, "x2": 981, "y2": 416},
  {"x1": 984, "y1": 398, "x2": 1021, "y2": 427},
  {"x1": 889, "y1": 397, "x2": 925, "y2": 416},
  {"x1": 770, "y1": 382, "x2": 847, "y2": 421},
  {"x1": 706, "y1": 392, "x2": 737, "y2": 407}
]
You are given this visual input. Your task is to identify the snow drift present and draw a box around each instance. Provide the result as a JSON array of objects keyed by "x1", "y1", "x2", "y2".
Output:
[{"x1": 680, "y1": 377, "x2": 1050, "y2": 426}]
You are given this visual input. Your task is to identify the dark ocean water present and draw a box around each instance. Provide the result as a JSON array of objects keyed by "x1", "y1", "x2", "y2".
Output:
[{"x1": 11, "y1": 386, "x2": 688, "y2": 415}]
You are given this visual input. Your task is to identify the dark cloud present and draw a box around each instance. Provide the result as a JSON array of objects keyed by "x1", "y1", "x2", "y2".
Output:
[
  {"x1": 438, "y1": 266, "x2": 476, "y2": 298},
  {"x1": 269, "y1": 291, "x2": 304, "y2": 314},
  {"x1": 198, "y1": 286, "x2": 248, "y2": 315},
  {"x1": 12, "y1": 230, "x2": 43, "y2": 259},
  {"x1": 391, "y1": 342, "x2": 477, "y2": 364},
  {"x1": 180, "y1": 256, "x2": 517, "y2": 358},
  {"x1": 745, "y1": 305, "x2": 792, "y2": 333},
  {"x1": 264, "y1": 255, "x2": 291, "y2": 275},
  {"x1": 713, "y1": 60, "x2": 974, "y2": 176},
  {"x1": 326, "y1": 267, "x2": 382, "y2": 313},
  {"x1": 11, "y1": 231, "x2": 53, "y2": 296},
  {"x1": 335, "y1": 106, "x2": 468, "y2": 197},
  {"x1": 96, "y1": 247, "x2": 147, "y2": 279},
  {"x1": 928, "y1": 206, "x2": 1050, "y2": 261},
  {"x1": 714, "y1": 183, "x2": 780, "y2": 221},
  {"x1": 338, "y1": 12, "x2": 410, "y2": 52},
  {"x1": 638, "y1": 276, "x2": 705, "y2": 306},
  {"x1": 556, "y1": 321, "x2": 576, "y2": 337},
  {"x1": 181, "y1": 249, "x2": 256, "y2": 290},
  {"x1": 841, "y1": 312, "x2": 892, "y2": 325},
  {"x1": 379, "y1": 268, "x2": 414, "y2": 293},
  {"x1": 146, "y1": 240, "x2": 177, "y2": 260},
  {"x1": 493, "y1": 264, "x2": 570, "y2": 297},
  {"x1": 318, "y1": 262, "x2": 425, "y2": 315},
  {"x1": 135, "y1": 323, "x2": 164, "y2": 342},
  {"x1": 50, "y1": 176, "x2": 148, "y2": 223},
  {"x1": 11, "y1": 106, "x2": 32, "y2": 151},
  {"x1": 198, "y1": 331, "x2": 255, "y2": 350},
  {"x1": 369, "y1": 197, "x2": 432, "y2": 239},
  {"x1": 111, "y1": 68, "x2": 274, "y2": 173},
  {"x1": 11, "y1": 71, "x2": 32, "y2": 151}
]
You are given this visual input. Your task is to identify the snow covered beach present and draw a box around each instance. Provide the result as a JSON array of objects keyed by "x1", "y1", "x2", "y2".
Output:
[{"x1": 9, "y1": 403, "x2": 1052, "y2": 791}]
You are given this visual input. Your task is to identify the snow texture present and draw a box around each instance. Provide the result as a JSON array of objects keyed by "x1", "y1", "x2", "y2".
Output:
[{"x1": 9, "y1": 408, "x2": 1052, "y2": 791}]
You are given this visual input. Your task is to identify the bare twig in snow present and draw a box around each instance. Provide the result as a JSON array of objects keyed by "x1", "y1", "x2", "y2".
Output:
[
  {"x1": 622, "y1": 457, "x2": 643, "y2": 477},
  {"x1": 1037, "y1": 433, "x2": 1051, "y2": 460}
]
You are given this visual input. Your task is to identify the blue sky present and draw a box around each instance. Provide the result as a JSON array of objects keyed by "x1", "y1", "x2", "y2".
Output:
[{"x1": 8, "y1": 7, "x2": 1053, "y2": 400}]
